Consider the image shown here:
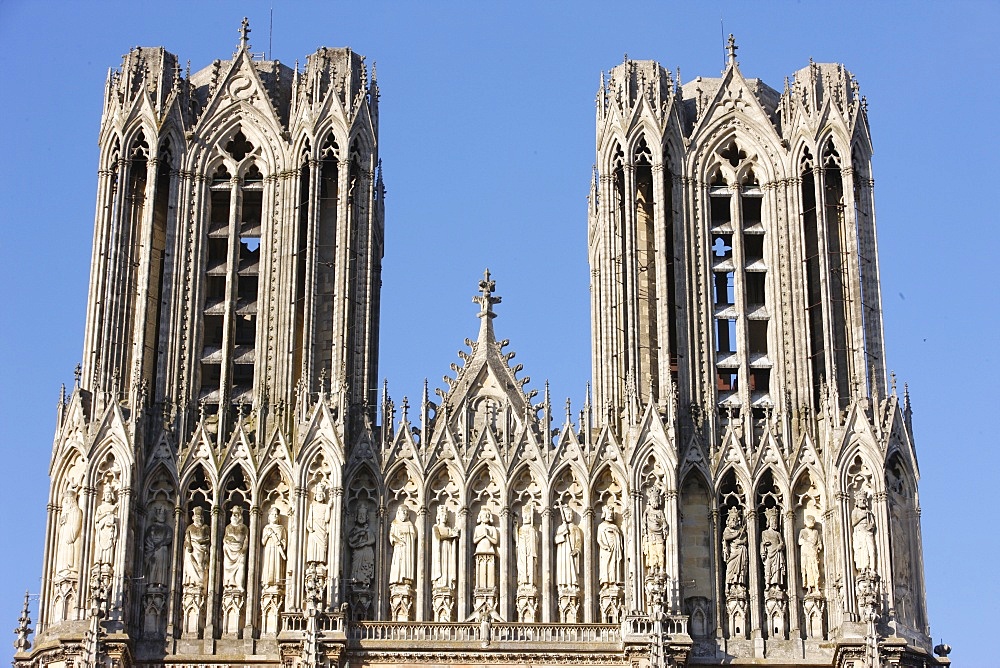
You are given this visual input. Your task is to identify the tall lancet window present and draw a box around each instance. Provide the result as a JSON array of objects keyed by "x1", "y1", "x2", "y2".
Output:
[
  {"x1": 821, "y1": 140, "x2": 850, "y2": 408},
  {"x1": 314, "y1": 133, "x2": 340, "y2": 384},
  {"x1": 197, "y1": 129, "x2": 264, "y2": 436},
  {"x1": 800, "y1": 148, "x2": 826, "y2": 409},
  {"x1": 633, "y1": 137, "x2": 658, "y2": 401},
  {"x1": 710, "y1": 139, "x2": 771, "y2": 423}
]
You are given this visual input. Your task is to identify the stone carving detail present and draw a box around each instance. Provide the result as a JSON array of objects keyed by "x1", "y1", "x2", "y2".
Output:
[
  {"x1": 181, "y1": 507, "x2": 210, "y2": 636},
  {"x1": 642, "y1": 486, "x2": 669, "y2": 613},
  {"x1": 555, "y1": 505, "x2": 583, "y2": 622},
  {"x1": 432, "y1": 505, "x2": 459, "y2": 621},
  {"x1": 388, "y1": 506, "x2": 416, "y2": 621},
  {"x1": 851, "y1": 489, "x2": 877, "y2": 575},
  {"x1": 760, "y1": 507, "x2": 787, "y2": 638},
  {"x1": 472, "y1": 507, "x2": 499, "y2": 616},
  {"x1": 306, "y1": 483, "x2": 331, "y2": 566},
  {"x1": 221, "y1": 506, "x2": 249, "y2": 635},
  {"x1": 93, "y1": 482, "x2": 120, "y2": 573},
  {"x1": 799, "y1": 514, "x2": 823, "y2": 593},
  {"x1": 55, "y1": 483, "x2": 84, "y2": 578},
  {"x1": 597, "y1": 506, "x2": 624, "y2": 623},
  {"x1": 144, "y1": 503, "x2": 173, "y2": 588},
  {"x1": 260, "y1": 506, "x2": 287, "y2": 634},
  {"x1": 515, "y1": 505, "x2": 539, "y2": 622},
  {"x1": 723, "y1": 507, "x2": 749, "y2": 638},
  {"x1": 347, "y1": 493, "x2": 376, "y2": 620}
]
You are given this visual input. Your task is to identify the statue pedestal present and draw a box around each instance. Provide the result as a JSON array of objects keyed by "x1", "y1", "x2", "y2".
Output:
[
  {"x1": 516, "y1": 584, "x2": 538, "y2": 622},
  {"x1": 473, "y1": 587, "x2": 498, "y2": 619},
  {"x1": 142, "y1": 585, "x2": 166, "y2": 637},
  {"x1": 803, "y1": 593, "x2": 826, "y2": 639},
  {"x1": 599, "y1": 583, "x2": 624, "y2": 623},
  {"x1": 726, "y1": 584, "x2": 748, "y2": 638},
  {"x1": 221, "y1": 587, "x2": 245, "y2": 636},
  {"x1": 764, "y1": 586, "x2": 787, "y2": 639},
  {"x1": 349, "y1": 584, "x2": 373, "y2": 621},
  {"x1": 260, "y1": 585, "x2": 284, "y2": 634},
  {"x1": 644, "y1": 572, "x2": 667, "y2": 615},
  {"x1": 557, "y1": 584, "x2": 580, "y2": 623},
  {"x1": 389, "y1": 582, "x2": 414, "y2": 621},
  {"x1": 304, "y1": 563, "x2": 328, "y2": 612},
  {"x1": 181, "y1": 584, "x2": 204, "y2": 637},
  {"x1": 433, "y1": 586, "x2": 456, "y2": 621},
  {"x1": 52, "y1": 575, "x2": 79, "y2": 623}
]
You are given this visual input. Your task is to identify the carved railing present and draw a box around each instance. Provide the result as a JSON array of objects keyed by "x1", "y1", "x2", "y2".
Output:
[
  {"x1": 348, "y1": 621, "x2": 621, "y2": 645},
  {"x1": 349, "y1": 621, "x2": 480, "y2": 642},
  {"x1": 278, "y1": 612, "x2": 346, "y2": 634},
  {"x1": 493, "y1": 622, "x2": 621, "y2": 643},
  {"x1": 622, "y1": 614, "x2": 689, "y2": 638}
]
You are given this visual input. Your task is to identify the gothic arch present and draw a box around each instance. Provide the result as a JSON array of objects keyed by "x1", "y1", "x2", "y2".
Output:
[{"x1": 297, "y1": 439, "x2": 344, "y2": 490}]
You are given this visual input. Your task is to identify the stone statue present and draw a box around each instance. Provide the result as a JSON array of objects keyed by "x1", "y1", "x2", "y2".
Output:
[
  {"x1": 554, "y1": 505, "x2": 583, "y2": 587},
  {"x1": 473, "y1": 507, "x2": 499, "y2": 589},
  {"x1": 722, "y1": 507, "x2": 748, "y2": 589},
  {"x1": 515, "y1": 506, "x2": 538, "y2": 586},
  {"x1": 182, "y1": 507, "x2": 211, "y2": 586},
  {"x1": 55, "y1": 484, "x2": 83, "y2": 577},
  {"x1": 759, "y1": 507, "x2": 786, "y2": 588},
  {"x1": 432, "y1": 506, "x2": 460, "y2": 589},
  {"x1": 851, "y1": 490, "x2": 877, "y2": 573},
  {"x1": 597, "y1": 506, "x2": 623, "y2": 586},
  {"x1": 348, "y1": 503, "x2": 376, "y2": 586},
  {"x1": 94, "y1": 484, "x2": 119, "y2": 567},
  {"x1": 144, "y1": 504, "x2": 173, "y2": 588},
  {"x1": 799, "y1": 515, "x2": 823, "y2": 593},
  {"x1": 388, "y1": 506, "x2": 417, "y2": 585},
  {"x1": 222, "y1": 506, "x2": 249, "y2": 591},
  {"x1": 642, "y1": 487, "x2": 668, "y2": 575},
  {"x1": 260, "y1": 507, "x2": 287, "y2": 587},
  {"x1": 306, "y1": 483, "x2": 331, "y2": 565}
]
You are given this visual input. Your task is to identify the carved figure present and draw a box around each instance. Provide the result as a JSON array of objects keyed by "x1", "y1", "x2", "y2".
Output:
[
  {"x1": 432, "y1": 506, "x2": 460, "y2": 589},
  {"x1": 554, "y1": 505, "x2": 583, "y2": 587},
  {"x1": 388, "y1": 506, "x2": 417, "y2": 585},
  {"x1": 515, "y1": 506, "x2": 538, "y2": 586},
  {"x1": 94, "y1": 484, "x2": 119, "y2": 567},
  {"x1": 799, "y1": 515, "x2": 823, "y2": 593},
  {"x1": 597, "y1": 506, "x2": 623, "y2": 586},
  {"x1": 182, "y1": 507, "x2": 211, "y2": 586},
  {"x1": 55, "y1": 484, "x2": 84, "y2": 576},
  {"x1": 260, "y1": 507, "x2": 287, "y2": 587},
  {"x1": 642, "y1": 487, "x2": 668, "y2": 574},
  {"x1": 473, "y1": 507, "x2": 499, "y2": 589},
  {"x1": 306, "y1": 483, "x2": 331, "y2": 564},
  {"x1": 144, "y1": 504, "x2": 173, "y2": 587},
  {"x1": 723, "y1": 507, "x2": 748, "y2": 589},
  {"x1": 759, "y1": 507, "x2": 786, "y2": 588},
  {"x1": 222, "y1": 506, "x2": 249, "y2": 590},
  {"x1": 348, "y1": 503, "x2": 376, "y2": 586},
  {"x1": 851, "y1": 491, "x2": 877, "y2": 573}
]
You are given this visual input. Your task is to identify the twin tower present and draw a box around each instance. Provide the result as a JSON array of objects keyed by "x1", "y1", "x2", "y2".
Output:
[{"x1": 17, "y1": 26, "x2": 944, "y2": 668}]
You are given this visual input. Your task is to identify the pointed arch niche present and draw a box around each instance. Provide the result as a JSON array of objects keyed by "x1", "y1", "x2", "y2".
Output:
[{"x1": 678, "y1": 471, "x2": 714, "y2": 639}]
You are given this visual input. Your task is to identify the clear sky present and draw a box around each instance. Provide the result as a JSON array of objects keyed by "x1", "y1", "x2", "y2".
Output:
[{"x1": 0, "y1": 0, "x2": 996, "y2": 663}]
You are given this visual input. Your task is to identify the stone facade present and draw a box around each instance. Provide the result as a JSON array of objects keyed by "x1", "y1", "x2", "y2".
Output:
[{"x1": 14, "y1": 25, "x2": 947, "y2": 668}]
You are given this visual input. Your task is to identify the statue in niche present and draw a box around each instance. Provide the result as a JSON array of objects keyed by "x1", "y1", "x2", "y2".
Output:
[
  {"x1": 55, "y1": 484, "x2": 84, "y2": 577},
  {"x1": 597, "y1": 506, "x2": 624, "y2": 586},
  {"x1": 348, "y1": 503, "x2": 376, "y2": 587},
  {"x1": 432, "y1": 506, "x2": 460, "y2": 589},
  {"x1": 642, "y1": 487, "x2": 668, "y2": 575},
  {"x1": 851, "y1": 490, "x2": 877, "y2": 574},
  {"x1": 182, "y1": 507, "x2": 211, "y2": 586},
  {"x1": 260, "y1": 507, "x2": 287, "y2": 587},
  {"x1": 94, "y1": 484, "x2": 120, "y2": 567},
  {"x1": 222, "y1": 506, "x2": 249, "y2": 590},
  {"x1": 722, "y1": 507, "x2": 748, "y2": 589},
  {"x1": 144, "y1": 504, "x2": 173, "y2": 588},
  {"x1": 515, "y1": 506, "x2": 539, "y2": 586},
  {"x1": 759, "y1": 507, "x2": 786, "y2": 588},
  {"x1": 473, "y1": 507, "x2": 499, "y2": 589},
  {"x1": 388, "y1": 506, "x2": 417, "y2": 585},
  {"x1": 799, "y1": 515, "x2": 823, "y2": 593},
  {"x1": 554, "y1": 505, "x2": 583, "y2": 587},
  {"x1": 306, "y1": 483, "x2": 331, "y2": 565}
]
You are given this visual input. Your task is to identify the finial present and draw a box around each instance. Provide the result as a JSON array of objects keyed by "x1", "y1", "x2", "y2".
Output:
[
  {"x1": 565, "y1": 397, "x2": 572, "y2": 423},
  {"x1": 13, "y1": 590, "x2": 32, "y2": 653},
  {"x1": 238, "y1": 17, "x2": 251, "y2": 52},
  {"x1": 890, "y1": 371, "x2": 897, "y2": 396},
  {"x1": 473, "y1": 268, "x2": 501, "y2": 318},
  {"x1": 74, "y1": 363, "x2": 82, "y2": 388},
  {"x1": 401, "y1": 396, "x2": 409, "y2": 423},
  {"x1": 726, "y1": 33, "x2": 738, "y2": 65}
]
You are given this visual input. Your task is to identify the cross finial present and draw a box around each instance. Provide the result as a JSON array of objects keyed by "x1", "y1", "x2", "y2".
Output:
[
  {"x1": 473, "y1": 268, "x2": 501, "y2": 317},
  {"x1": 726, "y1": 34, "x2": 738, "y2": 65},
  {"x1": 238, "y1": 17, "x2": 251, "y2": 51},
  {"x1": 74, "y1": 363, "x2": 82, "y2": 387}
]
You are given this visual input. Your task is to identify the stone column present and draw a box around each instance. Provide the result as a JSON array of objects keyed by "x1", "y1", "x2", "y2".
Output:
[
  {"x1": 457, "y1": 506, "x2": 469, "y2": 621},
  {"x1": 540, "y1": 507, "x2": 552, "y2": 622},
  {"x1": 499, "y1": 505, "x2": 511, "y2": 619},
  {"x1": 243, "y1": 505, "x2": 260, "y2": 640},
  {"x1": 415, "y1": 506, "x2": 428, "y2": 621},
  {"x1": 203, "y1": 504, "x2": 220, "y2": 642},
  {"x1": 582, "y1": 507, "x2": 595, "y2": 623}
]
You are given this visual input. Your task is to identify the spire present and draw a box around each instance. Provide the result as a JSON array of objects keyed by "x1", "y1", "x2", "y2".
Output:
[
  {"x1": 726, "y1": 33, "x2": 739, "y2": 66},
  {"x1": 473, "y1": 269, "x2": 501, "y2": 343},
  {"x1": 238, "y1": 17, "x2": 251, "y2": 53}
]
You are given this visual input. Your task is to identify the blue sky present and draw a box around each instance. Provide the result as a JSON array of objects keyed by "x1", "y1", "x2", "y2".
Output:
[{"x1": 0, "y1": 1, "x2": 996, "y2": 663}]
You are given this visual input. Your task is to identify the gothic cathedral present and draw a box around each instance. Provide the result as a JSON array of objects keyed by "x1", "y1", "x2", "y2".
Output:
[{"x1": 14, "y1": 25, "x2": 947, "y2": 668}]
